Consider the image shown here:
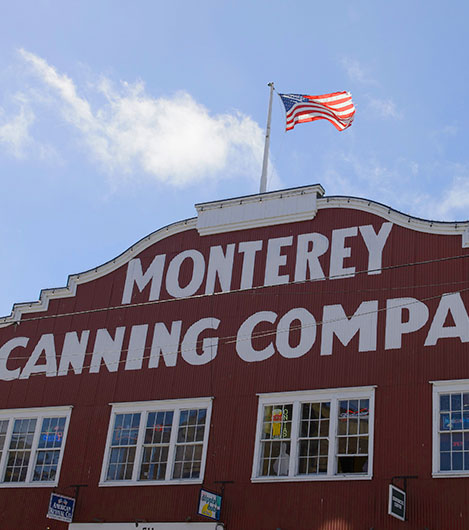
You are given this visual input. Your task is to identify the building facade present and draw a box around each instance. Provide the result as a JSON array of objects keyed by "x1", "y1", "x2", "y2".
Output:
[{"x1": 0, "y1": 184, "x2": 469, "y2": 529}]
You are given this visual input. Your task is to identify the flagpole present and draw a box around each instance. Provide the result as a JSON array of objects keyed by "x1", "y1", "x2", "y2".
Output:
[{"x1": 259, "y1": 82, "x2": 274, "y2": 194}]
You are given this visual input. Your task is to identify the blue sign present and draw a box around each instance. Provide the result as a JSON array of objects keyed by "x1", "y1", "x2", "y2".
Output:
[{"x1": 47, "y1": 493, "x2": 75, "y2": 523}]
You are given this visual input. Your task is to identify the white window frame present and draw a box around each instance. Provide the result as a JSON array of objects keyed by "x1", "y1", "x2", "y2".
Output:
[
  {"x1": 251, "y1": 386, "x2": 375, "y2": 482},
  {"x1": 431, "y1": 379, "x2": 469, "y2": 478},
  {"x1": 99, "y1": 397, "x2": 213, "y2": 487},
  {"x1": 0, "y1": 405, "x2": 72, "y2": 488}
]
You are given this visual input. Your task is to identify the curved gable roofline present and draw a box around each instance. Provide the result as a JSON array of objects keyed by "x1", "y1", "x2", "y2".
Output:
[
  {"x1": 319, "y1": 195, "x2": 469, "y2": 235},
  {"x1": 0, "y1": 217, "x2": 197, "y2": 327},
  {"x1": 1, "y1": 184, "x2": 468, "y2": 326}
]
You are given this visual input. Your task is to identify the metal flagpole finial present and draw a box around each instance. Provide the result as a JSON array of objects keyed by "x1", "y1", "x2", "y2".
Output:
[{"x1": 259, "y1": 82, "x2": 275, "y2": 194}]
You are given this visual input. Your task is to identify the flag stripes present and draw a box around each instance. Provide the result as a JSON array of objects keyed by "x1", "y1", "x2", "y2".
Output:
[{"x1": 279, "y1": 91, "x2": 355, "y2": 132}]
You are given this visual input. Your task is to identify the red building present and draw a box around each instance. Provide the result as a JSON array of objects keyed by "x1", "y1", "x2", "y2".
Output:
[{"x1": 0, "y1": 183, "x2": 469, "y2": 529}]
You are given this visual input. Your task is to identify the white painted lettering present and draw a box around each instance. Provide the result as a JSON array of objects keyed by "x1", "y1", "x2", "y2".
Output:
[
  {"x1": 181, "y1": 318, "x2": 220, "y2": 366},
  {"x1": 276, "y1": 308, "x2": 316, "y2": 359},
  {"x1": 149, "y1": 321, "x2": 182, "y2": 368},
  {"x1": 264, "y1": 236, "x2": 293, "y2": 286},
  {"x1": 321, "y1": 301, "x2": 378, "y2": 355},
  {"x1": 122, "y1": 255, "x2": 166, "y2": 304},
  {"x1": 385, "y1": 298, "x2": 429, "y2": 349},
  {"x1": 125, "y1": 324, "x2": 148, "y2": 371},
  {"x1": 329, "y1": 227, "x2": 357, "y2": 279},
  {"x1": 20, "y1": 334, "x2": 57, "y2": 379},
  {"x1": 425, "y1": 293, "x2": 469, "y2": 346},
  {"x1": 359, "y1": 222, "x2": 393, "y2": 275},
  {"x1": 58, "y1": 331, "x2": 89, "y2": 376},
  {"x1": 0, "y1": 337, "x2": 28, "y2": 381},
  {"x1": 236, "y1": 311, "x2": 277, "y2": 362},
  {"x1": 90, "y1": 327, "x2": 126, "y2": 373},
  {"x1": 238, "y1": 240, "x2": 263, "y2": 289},
  {"x1": 294, "y1": 233, "x2": 328, "y2": 282},
  {"x1": 166, "y1": 250, "x2": 205, "y2": 298},
  {"x1": 205, "y1": 244, "x2": 235, "y2": 295}
]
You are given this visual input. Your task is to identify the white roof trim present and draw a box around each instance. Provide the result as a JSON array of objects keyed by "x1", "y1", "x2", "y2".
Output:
[{"x1": 318, "y1": 196, "x2": 469, "y2": 237}]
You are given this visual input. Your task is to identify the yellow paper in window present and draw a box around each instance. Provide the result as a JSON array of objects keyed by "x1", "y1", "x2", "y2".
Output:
[{"x1": 272, "y1": 408, "x2": 282, "y2": 437}]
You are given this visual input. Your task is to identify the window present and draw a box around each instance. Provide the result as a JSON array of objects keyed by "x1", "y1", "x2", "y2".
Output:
[
  {"x1": 432, "y1": 379, "x2": 469, "y2": 477},
  {"x1": 0, "y1": 406, "x2": 72, "y2": 487},
  {"x1": 252, "y1": 387, "x2": 375, "y2": 482},
  {"x1": 100, "y1": 397, "x2": 213, "y2": 486}
]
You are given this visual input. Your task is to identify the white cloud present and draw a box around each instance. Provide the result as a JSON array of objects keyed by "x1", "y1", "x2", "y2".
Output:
[
  {"x1": 340, "y1": 57, "x2": 402, "y2": 120},
  {"x1": 368, "y1": 97, "x2": 402, "y2": 120},
  {"x1": 432, "y1": 169, "x2": 469, "y2": 220},
  {"x1": 17, "y1": 49, "x2": 270, "y2": 188},
  {"x1": 341, "y1": 58, "x2": 377, "y2": 86},
  {"x1": 322, "y1": 150, "x2": 469, "y2": 222},
  {"x1": 0, "y1": 99, "x2": 34, "y2": 157}
]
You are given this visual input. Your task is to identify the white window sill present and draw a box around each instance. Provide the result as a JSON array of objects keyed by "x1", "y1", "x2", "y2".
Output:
[
  {"x1": 99, "y1": 478, "x2": 204, "y2": 487},
  {"x1": 251, "y1": 473, "x2": 372, "y2": 483},
  {"x1": 432, "y1": 472, "x2": 469, "y2": 479},
  {"x1": 0, "y1": 481, "x2": 59, "y2": 488}
]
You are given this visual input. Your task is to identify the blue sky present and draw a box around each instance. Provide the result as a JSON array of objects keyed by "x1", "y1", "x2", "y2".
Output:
[{"x1": 1, "y1": 1, "x2": 468, "y2": 317}]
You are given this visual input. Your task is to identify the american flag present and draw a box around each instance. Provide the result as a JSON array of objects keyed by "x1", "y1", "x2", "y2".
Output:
[{"x1": 279, "y1": 91, "x2": 355, "y2": 132}]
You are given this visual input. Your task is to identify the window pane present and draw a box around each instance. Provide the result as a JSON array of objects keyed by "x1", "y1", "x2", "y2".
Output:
[
  {"x1": 337, "y1": 456, "x2": 368, "y2": 474},
  {"x1": 5, "y1": 419, "x2": 37, "y2": 483},
  {"x1": 139, "y1": 446, "x2": 168, "y2": 481},
  {"x1": 107, "y1": 414, "x2": 140, "y2": 481},
  {"x1": 452, "y1": 451, "x2": 463, "y2": 470},
  {"x1": 298, "y1": 401, "x2": 330, "y2": 476},
  {"x1": 171, "y1": 408, "x2": 207, "y2": 480},
  {"x1": 33, "y1": 450, "x2": 60, "y2": 481},
  {"x1": 348, "y1": 418, "x2": 358, "y2": 435},
  {"x1": 260, "y1": 441, "x2": 290, "y2": 476},
  {"x1": 144, "y1": 411, "x2": 173, "y2": 445},
  {"x1": 440, "y1": 452, "x2": 451, "y2": 471},
  {"x1": 38, "y1": 417, "x2": 66, "y2": 449},
  {"x1": 452, "y1": 433, "x2": 463, "y2": 451},
  {"x1": 358, "y1": 436, "x2": 368, "y2": 454},
  {"x1": 451, "y1": 412, "x2": 462, "y2": 431},
  {"x1": 463, "y1": 394, "x2": 469, "y2": 411},
  {"x1": 438, "y1": 390, "x2": 469, "y2": 473},
  {"x1": 336, "y1": 399, "x2": 369, "y2": 474},
  {"x1": 0, "y1": 420, "x2": 9, "y2": 452},
  {"x1": 111, "y1": 413, "x2": 140, "y2": 446},
  {"x1": 106, "y1": 447, "x2": 136, "y2": 480},
  {"x1": 262, "y1": 404, "x2": 293, "y2": 440},
  {"x1": 347, "y1": 437, "x2": 358, "y2": 454},
  {"x1": 139, "y1": 410, "x2": 174, "y2": 481},
  {"x1": 451, "y1": 394, "x2": 462, "y2": 411},
  {"x1": 440, "y1": 394, "x2": 450, "y2": 412},
  {"x1": 321, "y1": 403, "x2": 330, "y2": 419}
]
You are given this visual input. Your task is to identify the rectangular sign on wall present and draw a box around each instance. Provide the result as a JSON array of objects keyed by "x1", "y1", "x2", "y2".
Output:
[
  {"x1": 388, "y1": 484, "x2": 406, "y2": 521},
  {"x1": 47, "y1": 493, "x2": 76, "y2": 523},
  {"x1": 197, "y1": 489, "x2": 222, "y2": 521}
]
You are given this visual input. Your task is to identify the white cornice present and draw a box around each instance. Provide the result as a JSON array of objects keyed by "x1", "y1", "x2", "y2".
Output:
[
  {"x1": 318, "y1": 196, "x2": 469, "y2": 241},
  {"x1": 195, "y1": 184, "x2": 325, "y2": 235}
]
